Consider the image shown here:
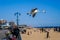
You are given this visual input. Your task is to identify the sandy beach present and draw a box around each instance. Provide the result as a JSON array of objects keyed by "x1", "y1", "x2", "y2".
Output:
[
  {"x1": 21, "y1": 28, "x2": 60, "y2": 40},
  {"x1": 0, "y1": 28, "x2": 60, "y2": 40}
]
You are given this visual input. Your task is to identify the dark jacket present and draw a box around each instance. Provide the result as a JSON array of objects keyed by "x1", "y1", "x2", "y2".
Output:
[{"x1": 12, "y1": 28, "x2": 20, "y2": 38}]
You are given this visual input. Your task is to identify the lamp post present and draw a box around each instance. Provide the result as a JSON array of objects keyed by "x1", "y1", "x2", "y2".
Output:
[{"x1": 14, "y1": 12, "x2": 21, "y2": 27}]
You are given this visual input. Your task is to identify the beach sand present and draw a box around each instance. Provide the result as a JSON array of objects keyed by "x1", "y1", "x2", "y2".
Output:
[
  {"x1": 21, "y1": 28, "x2": 60, "y2": 40},
  {"x1": 0, "y1": 28, "x2": 60, "y2": 40}
]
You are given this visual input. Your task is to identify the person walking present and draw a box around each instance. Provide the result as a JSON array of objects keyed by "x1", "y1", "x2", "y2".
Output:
[{"x1": 11, "y1": 25, "x2": 22, "y2": 40}]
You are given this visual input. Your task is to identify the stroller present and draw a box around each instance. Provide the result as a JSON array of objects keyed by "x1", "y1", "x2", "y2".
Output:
[{"x1": 5, "y1": 30, "x2": 17, "y2": 40}]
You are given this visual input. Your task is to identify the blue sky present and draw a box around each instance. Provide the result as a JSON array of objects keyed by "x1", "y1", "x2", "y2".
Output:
[{"x1": 0, "y1": 0, "x2": 60, "y2": 27}]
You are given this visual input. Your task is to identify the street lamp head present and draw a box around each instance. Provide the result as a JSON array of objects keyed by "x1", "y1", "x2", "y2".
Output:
[{"x1": 14, "y1": 12, "x2": 21, "y2": 16}]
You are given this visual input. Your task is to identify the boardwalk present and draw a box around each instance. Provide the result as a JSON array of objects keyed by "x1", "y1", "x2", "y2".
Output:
[{"x1": 0, "y1": 30, "x2": 6, "y2": 40}]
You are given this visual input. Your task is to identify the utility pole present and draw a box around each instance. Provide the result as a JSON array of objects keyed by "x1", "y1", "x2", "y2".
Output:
[{"x1": 14, "y1": 12, "x2": 21, "y2": 27}]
